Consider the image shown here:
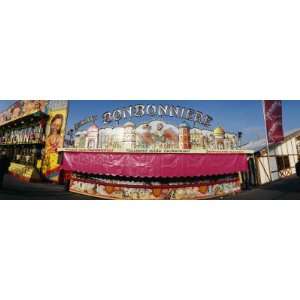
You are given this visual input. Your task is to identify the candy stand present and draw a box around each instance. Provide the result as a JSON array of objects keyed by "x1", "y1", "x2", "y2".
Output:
[{"x1": 60, "y1": 106, "x2": 250, "y2": 199}]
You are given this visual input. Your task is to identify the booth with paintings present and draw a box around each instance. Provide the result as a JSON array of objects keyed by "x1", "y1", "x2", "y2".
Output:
[
  {"x1": 60, "y1": 104, "x2": 250, "y2": 199},
  {"x1": 0, "y1": 100, "x2": 69, "y2": 182}
]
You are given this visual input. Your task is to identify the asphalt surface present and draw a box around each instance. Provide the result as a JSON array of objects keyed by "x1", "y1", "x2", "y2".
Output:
[
  {"x1": 0, "y1": 175, "x2": 97, "y2": 200},
  {"x1": 1, "y1": 174, "x2": 300, "y2": 200},
  {"x1": 223, "y1": 174, "x2": 300, "y2": 200}
]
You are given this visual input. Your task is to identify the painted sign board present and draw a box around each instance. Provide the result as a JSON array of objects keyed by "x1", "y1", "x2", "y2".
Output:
[
  {"x1": 72, "y1": 120, "x2": 238, "y2": 152},
  {"x1": 102, "y1": 104, "x2": 213, "y2": 127}
]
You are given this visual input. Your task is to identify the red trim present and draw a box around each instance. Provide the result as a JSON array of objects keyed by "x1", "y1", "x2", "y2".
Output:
[{"x1": 61, "y1": 149, "x2": 248, "y2": 155}]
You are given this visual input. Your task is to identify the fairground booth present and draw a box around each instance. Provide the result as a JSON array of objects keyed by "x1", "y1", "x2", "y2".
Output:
[
  {"x1": 0, "y1": 100, "x2": 69, "y2": 182},
  {"x1": 59, "y1": 103, "x2": 251, "y2": 200}
]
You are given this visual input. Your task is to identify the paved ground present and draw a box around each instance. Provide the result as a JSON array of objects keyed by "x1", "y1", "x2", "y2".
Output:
[
  {"x1": 222, "y1": 174, "x2": 300, "y2": 200},
  {"x1": 1, "y1": 174, "x2": 300, "y2": 200},
  {"x1": 0, "y1": 175, "x2": 97, "y2": 200}
]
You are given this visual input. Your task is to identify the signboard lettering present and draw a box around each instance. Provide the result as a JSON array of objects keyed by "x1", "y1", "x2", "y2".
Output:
[
  {"x1": 102, "y1": 104, "x2": 213, "y2": 127},
  {"x1": 74, "y1": 115, "x2": 98, "y2": 131}
]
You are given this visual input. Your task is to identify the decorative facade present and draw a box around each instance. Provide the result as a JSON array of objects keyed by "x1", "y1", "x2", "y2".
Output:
[
  {"x1": 178, "y1": 123, "x2": 191, "y2": 150},
  {"x1": 213, "y1": 126, "x2": 225, "y2": 150},
  {"x1": 85, "y1": 124, "x2": 99, "y2": 149},
  {"x1": 72, "y1": 121, "x2": 239, "y2": 152},
  {"x1": 122, "y1": 122, "x2": 136, "y2": 151}
]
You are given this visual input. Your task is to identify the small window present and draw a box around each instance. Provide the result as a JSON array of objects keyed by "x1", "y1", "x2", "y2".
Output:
[
  {"x1": 296, "y1": 143, "x2": 300, "y2": 154},
  {"x1": 276, "y1": 155, "x2": 290, "y2": 171}
]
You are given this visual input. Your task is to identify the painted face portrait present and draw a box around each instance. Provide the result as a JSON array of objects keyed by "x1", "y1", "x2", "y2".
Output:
[
  {"x1": 157, "y1": 123, "x2": 164, "y2": 131},
  {"x1": 142, "y1": 124, "x2": 151, "y2": 131},
  {"x1": 50, "y1": 115, "x2": 64, "y2": 135},
  {"x1": 12, "y1": 106, "x2": 21, "y2": 118}
]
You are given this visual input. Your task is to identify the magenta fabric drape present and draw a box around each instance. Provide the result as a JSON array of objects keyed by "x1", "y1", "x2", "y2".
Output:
[{"x1": 61, "y1": 151, "x2": 248, "y2": 178}]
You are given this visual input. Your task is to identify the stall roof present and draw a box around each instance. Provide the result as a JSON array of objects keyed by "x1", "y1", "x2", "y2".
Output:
[
  {"x1": 61, "y1": 151, "x2": 248, "y2": 178},
  {"x1": 242, "y1": 128, "x2": 300, "y2": 153},
  {"x1": 0, "y1": 111, "x2": 48, "y2": 129}
]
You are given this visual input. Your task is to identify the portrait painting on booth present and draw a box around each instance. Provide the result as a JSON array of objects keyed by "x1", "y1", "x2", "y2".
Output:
[{"x1": 43, "y1": 114, "x2": 64, "y2": 172}]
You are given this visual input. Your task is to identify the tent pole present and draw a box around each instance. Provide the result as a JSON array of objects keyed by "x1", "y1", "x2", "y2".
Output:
[{"x1": 262, "y1": 101, "x2": 272, "y2": 182}]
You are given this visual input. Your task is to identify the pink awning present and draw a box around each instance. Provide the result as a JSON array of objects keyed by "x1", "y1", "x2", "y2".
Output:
[{"x1": 61, "y1": 151, "x2": 248, "y2": 178}]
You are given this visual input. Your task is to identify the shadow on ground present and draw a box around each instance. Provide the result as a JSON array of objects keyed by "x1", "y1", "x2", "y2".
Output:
[
  {"x1": 222, "y1": 175, "x2": 300, "y2": 200},
  {"x1": 2, "y1": 174, "x2": 300, "y2": 200},
  {"x1": 0, "y1": 175, "x2": 98, "y2": 200}
]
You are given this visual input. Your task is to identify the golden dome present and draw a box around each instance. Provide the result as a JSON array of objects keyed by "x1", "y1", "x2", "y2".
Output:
[{"x1": 213, "y1": 126, "x2": 225, "y2": 136}]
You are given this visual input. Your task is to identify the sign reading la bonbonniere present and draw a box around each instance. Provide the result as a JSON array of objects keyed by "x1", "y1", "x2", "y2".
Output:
[{"x1": 102, "y1": 104, "x2": 213, "y2": 127}]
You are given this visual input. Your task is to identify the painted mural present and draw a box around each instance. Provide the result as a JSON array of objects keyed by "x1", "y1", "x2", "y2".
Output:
[
  {"x1": 73, "y1": 120, "x2": 238, "y2": 152},
  {"x1": 0, "y1": 100, "x2": 48, "y2": 126},
  {"x1": 69, "y1": 175, "x2": 241, "y2": 200},
  {"x1": 42, "y1": 101, "x2": 69, "y2": 182}
]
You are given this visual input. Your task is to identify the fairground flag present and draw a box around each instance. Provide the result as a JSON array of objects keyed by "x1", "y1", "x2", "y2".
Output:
[{"x1": 263, "y1": 100, "x2": 284, "y2": 145}]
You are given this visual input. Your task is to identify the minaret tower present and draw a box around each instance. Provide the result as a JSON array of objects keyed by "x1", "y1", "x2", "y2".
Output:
[
  {"x1": 123, "y1": 122, "x2": 136, "y2": 150},
  {"x1": 179, "y1": 123, "x2": 191, "y2": 150}
]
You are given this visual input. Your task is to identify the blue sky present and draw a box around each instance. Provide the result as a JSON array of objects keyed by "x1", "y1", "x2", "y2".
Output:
[{"x1": 1, "y1": 100, "x2": 300, "y2": 144}]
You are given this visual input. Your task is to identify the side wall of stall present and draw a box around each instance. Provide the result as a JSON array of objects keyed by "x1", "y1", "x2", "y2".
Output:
[{"x1": 255, "y1": 135, "x2": 300, "y2": 184}]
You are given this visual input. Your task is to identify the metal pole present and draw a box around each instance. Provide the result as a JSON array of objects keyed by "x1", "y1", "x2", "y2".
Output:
[{"x1": 262, "y1": 101, "x2": 272, "y2": 182}]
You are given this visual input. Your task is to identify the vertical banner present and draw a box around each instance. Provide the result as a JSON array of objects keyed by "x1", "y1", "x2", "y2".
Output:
[
  {"x1": 263, "y1": 100, "x2": 284, "y2": 145},
  {"x1": 42, "y1": 100, "x2": 69, "y2": 182}
]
